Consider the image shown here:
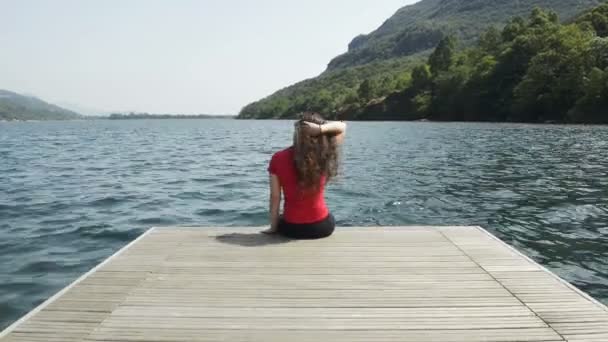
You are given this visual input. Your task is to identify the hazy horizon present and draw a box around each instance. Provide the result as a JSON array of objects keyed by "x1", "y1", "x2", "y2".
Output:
[{"x1": 1, "y1": 0, "x2": 418, "y2": 115}]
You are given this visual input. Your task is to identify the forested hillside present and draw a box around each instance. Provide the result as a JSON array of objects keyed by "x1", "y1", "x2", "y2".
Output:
[
  {"x1": 351, "y1": 5, "x2": 608, "y2": 123},
  {"x1": 238, "y1": 0, "x2": 605, "y2": 121}
]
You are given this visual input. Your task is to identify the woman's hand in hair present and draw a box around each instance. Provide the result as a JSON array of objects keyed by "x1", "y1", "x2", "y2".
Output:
[{"x1": 300, "y1": 121, "x2": 323, "y2": 137}]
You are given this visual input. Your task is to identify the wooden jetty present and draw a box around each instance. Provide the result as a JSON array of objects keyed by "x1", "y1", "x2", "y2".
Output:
[{"x1": 1, "y1": 226, "x2": 607, "y2": 341}]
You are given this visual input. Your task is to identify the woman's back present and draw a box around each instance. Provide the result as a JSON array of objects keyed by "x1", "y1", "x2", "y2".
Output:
[
  {"x1": 268, "y1": 146, "x2": 328, "y2": 224},
  {"x1": 263, "y1": 112, "x2": 346, "y2": 239}
]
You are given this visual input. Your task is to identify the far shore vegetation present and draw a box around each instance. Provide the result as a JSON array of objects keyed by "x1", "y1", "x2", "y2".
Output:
[{"x1": 105, "y1": 113, "x2": 234, "y2": 120}]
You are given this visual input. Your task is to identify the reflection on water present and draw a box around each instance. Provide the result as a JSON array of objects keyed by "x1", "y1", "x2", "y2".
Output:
[{"x1": 0, "y1": 119, "x2": 607, "y2": 329}]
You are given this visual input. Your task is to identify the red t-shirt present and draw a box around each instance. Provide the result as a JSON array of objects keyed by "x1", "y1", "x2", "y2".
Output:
[{"x1": 268, "y1": 147, "x2": 329, "y2": 224}]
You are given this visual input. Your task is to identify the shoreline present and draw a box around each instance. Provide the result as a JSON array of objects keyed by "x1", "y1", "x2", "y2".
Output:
[{"x1": 234, "y1": 117, "x2": 608, "y2": 125}]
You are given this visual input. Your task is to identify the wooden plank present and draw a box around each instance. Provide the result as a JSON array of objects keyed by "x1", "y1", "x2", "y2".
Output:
[
  {"x1": 1, "y1": 226, "x2": 606, "y2": 341},
  {"x1": 440, "y1": 226, "x2": 608, "y2": 341},
  {"x1": 0, "y1": 227, "x2": 180, "y2": 342},
  {"x1": 110, "y1": 306, "x2": 537, "y2": 318},
  {"x1": 83, "y1": 328, "x2": 563, "y2": 342}
]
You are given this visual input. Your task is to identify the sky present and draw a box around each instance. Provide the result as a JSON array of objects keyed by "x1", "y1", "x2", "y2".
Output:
[{"x1": 0, "y1": 0, "x2": 418, "y2": 115}]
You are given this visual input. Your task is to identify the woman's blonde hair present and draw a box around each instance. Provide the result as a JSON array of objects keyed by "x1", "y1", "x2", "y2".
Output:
[{"x1": 293, "y1": 112, "x2": 339, "y2": 192}]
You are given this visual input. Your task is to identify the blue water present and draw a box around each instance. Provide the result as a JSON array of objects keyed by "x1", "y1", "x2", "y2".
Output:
[{"x1": 1, "y1": 119, "x2": 607, "y2": 329}]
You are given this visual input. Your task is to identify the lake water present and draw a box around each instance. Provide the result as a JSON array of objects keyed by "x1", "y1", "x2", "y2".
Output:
[{"x1": 1, "y1": 119, "x2": 607, "y2": 329}]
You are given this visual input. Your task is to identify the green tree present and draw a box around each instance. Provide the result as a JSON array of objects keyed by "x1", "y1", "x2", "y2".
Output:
[
  {"x1": 379, "y1": 76, "x2": 396, "y2": 95},
  {"x1": 512, "y1": 24, "x2": 590, "y2": 121},
  {"x1": 577, "y1": 4, "x2": 608, "y2": 37},
  {"x1": 309, "y1": 89, "x2": 334, "y2": 112},
  {"x1": 394, "y1": 71, "x2": 412, "y2": 91},
  {"x1": 502, "y1": 16, "x2": 526, "y2": 42},
  {"x1": 529, "y1": 7, "x2": 559, "y2": 28},
  {"x1": 410, "y1": 64, "x2": 432, "y2": 90},
  {"x1": 479, "y1": 26, "x2": 503, "y2": 56},
  {"x1": 461, "y1": 55, "x2": 499, "y2": 120},
  {"x1": 590, "y1": 11, "x2": 608, "y2": 36},
  {"x1": 428, "y1": 36, "x2": 456, "y2": 76},
  {"x1": 357, "y1": 79, "x2": 378, "y2": 102},
  {"x1": 341, "y1": 88, "x2": 360, "y2": 105},
  {"x1": 429, "y1": 60, "x2": 472, "y2": 120},
  {"x1": 589, "y1": 37, "x2": 608, "y2": 69},
  {"x1": 569, "y1": 67, "x2": 608, "y2": 123},
  {"x1": 412, "y1": 92, "x2": 431, "y2": 117}
]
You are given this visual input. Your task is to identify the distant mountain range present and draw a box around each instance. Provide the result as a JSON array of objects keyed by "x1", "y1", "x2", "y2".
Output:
[
  {"x1": 0, "y1": 91, "x2": 234, "y2": 121},
  {"x1": 238, "y1": 0, "x2": 603, "y2": 119},
  {"x1": 0, "y1": 90, "x2": 81, "y2": 121}
]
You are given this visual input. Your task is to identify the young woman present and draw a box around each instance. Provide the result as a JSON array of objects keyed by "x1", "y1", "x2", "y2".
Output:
[{"x1": 262, "y1": 112, "x2": 346, "y2": 239}]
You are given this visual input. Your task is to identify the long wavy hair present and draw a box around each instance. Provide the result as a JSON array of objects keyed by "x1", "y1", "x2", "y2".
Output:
[{"x1": 293, "y1": 112, "x2": 340, "y2": 193}]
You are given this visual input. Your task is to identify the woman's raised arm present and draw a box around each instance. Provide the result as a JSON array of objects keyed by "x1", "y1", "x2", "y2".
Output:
[
  {"x1": 321, "y1": 121, "x2": 346, "y2": 145},
  {"x1": 301, "y1": 120, "x2": 347, "y2": 144}
]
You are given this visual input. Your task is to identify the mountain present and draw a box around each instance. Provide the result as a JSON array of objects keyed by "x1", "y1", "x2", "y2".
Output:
[
  {"x1": 0, "y1": 90, "x2": 81, "y2": 121},
  {"x1": 238, "y1": 0, "x2": 602, "y2": 119},
  {"x1": 351, "y1": 4, "x2": 608, "y2": 123},
  {"x1": 328, "y1": 0, "x2": 601, "y2": 70}
]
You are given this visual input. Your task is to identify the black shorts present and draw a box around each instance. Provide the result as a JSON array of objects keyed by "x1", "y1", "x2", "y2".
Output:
[{"x1": 278, "y1": 214, "x2": 335, "y2": 240}]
